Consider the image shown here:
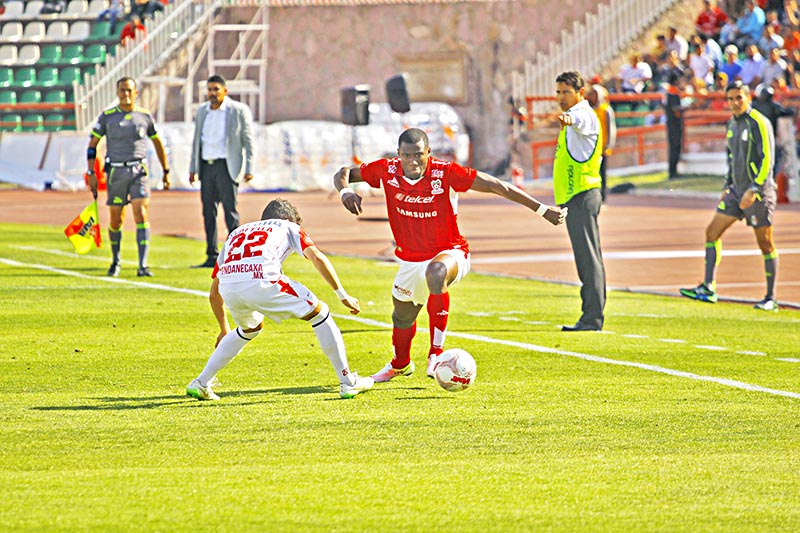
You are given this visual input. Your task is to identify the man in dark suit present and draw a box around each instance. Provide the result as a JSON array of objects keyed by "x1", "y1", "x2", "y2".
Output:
[{"x1": 189, "y1": 75, "x2": 255, "y2": 267}]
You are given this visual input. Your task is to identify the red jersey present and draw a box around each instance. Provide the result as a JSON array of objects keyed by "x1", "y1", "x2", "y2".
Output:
[{"x1": 360, "y1": 157, "x2": 476, "y2": 262}]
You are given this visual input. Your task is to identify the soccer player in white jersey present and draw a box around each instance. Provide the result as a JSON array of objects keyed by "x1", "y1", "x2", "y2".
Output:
[
  {"x1": 334, "y1": 128, "x2": 568, "y2": 383},
  {"x1": 186, "y1": 198, "x2": 374, "y2": 400}
]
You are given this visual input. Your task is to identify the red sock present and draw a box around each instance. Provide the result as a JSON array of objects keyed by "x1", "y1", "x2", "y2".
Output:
[
  {"x1": 391, "y1": 323, "x2": 416, "y2": 368},
  {"x1": 427, "y1": 292, "x2": 450, "y2": 356}
]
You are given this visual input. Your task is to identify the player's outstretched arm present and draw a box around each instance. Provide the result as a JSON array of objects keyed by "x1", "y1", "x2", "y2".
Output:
[
  {"x1": 470, "y1": 171, "x2": 567, "y2": 226},
  {"x1": 303, "y1": 245, "x2": 360, "y2": 315},
  {"x1": 209, "y1": 277, "x2": 231, "y2": 346},
  {"x1": 333, "y1": 166, "x2": 364, "y2": 216}
]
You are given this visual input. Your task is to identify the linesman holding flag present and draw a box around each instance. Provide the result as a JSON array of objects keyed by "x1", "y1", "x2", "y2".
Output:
[{"x1": 86, "y1": 77, "x2": 170, "y2": 277}]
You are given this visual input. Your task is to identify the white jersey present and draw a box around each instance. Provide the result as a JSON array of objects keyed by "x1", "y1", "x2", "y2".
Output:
[{"x1": 213, "y1": 218, "x2": 315, "y2": 285}]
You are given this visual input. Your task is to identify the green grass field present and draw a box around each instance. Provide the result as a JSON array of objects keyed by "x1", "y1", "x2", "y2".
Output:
[{"x1": 1, "y1": 222, "x2": 798, "y2": 532}]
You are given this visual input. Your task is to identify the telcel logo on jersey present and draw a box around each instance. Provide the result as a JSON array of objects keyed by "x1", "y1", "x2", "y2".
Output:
[{"x1": 395, "y1": 193, "x2": 434, "y2": 204}]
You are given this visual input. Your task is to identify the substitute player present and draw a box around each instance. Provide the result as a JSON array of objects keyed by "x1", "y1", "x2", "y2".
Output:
[
  {"x1": 334, "y1": 128, "x2": 567, "y2": 382},
  {"x1": 86, "y1": 77, "x2": 170, "y2": 278},
  {"x1": 680, "y1": 81, "x2": 779, "y2": 311},
  {"x1": 186, "y1": 198, "x2": 374, "y2": 400}
]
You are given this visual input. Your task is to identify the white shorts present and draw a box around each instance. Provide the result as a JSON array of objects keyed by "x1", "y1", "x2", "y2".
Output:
[
  {"x1": 219, "y1": 276, "x2": 319, "y2": 329},
  {"x1": 392, "y1": 249, "x2": 470, "y2": 305}
]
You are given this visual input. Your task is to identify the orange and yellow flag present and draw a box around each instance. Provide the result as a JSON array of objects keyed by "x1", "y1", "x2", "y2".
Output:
[{"x1": 64, "y1": 201, "x2": 102, "y2": 254}]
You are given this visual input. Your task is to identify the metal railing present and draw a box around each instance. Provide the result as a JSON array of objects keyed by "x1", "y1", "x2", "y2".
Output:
[{"x1": 73, "y1": 0, "x2": 224, "y2": 131}]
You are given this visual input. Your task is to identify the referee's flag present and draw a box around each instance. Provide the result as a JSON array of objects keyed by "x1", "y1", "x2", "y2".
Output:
[{"x1": 64, "y1": 201, "x2": 102, "y2": 254}]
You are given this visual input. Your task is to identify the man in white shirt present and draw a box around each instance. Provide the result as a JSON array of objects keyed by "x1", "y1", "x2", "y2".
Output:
[
  {"x1": 189, "y1": 75, "x2": 255, "y2": 267},
  {"x1": 615, "y1": 52, "x2": 653, "y2": 93}
]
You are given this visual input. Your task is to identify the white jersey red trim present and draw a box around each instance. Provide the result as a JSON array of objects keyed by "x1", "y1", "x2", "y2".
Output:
[{"x1": 360, "y1": 157, "x2": 476, "y2": 262}]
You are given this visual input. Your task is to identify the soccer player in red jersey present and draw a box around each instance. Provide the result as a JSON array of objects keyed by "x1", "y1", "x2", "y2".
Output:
[{"x1": 334, "y1": 128, "x2": 568, "y2": 382}]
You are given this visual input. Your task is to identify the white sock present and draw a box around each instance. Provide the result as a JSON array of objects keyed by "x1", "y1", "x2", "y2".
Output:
[
  {"x1": 197, "y1": 328, "x2": 259, "y2": 385},
  {"x1": 311, "y1": 303, "x2": 353, "y2": 385}
]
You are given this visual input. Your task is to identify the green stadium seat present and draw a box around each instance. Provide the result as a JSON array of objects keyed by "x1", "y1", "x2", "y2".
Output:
[
  {"x1": 37, "y1": 45, "x2": 62, "y2": 66},
  {"x1": 0, "y1": 90, "x2": 17, "y2": 105},
  {"x1": 0, "y1": 68, "x2": 13, "y2": 88},
  {"x1": 59, "y1": 67, "x2": 83, "y2": 86},
  {"x1": 15, "y1": 67, "x2": 37, "y2": 88},
  {"x1": 34, "y1": 68, "x2": 59, "y2": 88},
  {"x1": 59, "y1": 44, "x2": 83, "y2": 66},
  {"x1": 81, "y1": 44, "x2": 106, "y2": 65},
  {"x1": 44, "y1": 113, "x2": 66, "y2": 132},
  {"x1": 18, "y1": 90, "x2": 42, "y2": 104},
  {"x1": 90, "y1": 21, "x2": 111, "y2": 39},
  {"x1": 0, "y1": 114, "x2": 23, "y2": 132},
  {"x1": 43, "y1": 89, "x2": 66, "y2": 104},
  {"x1": 21, "y1": 114, "x2": 45, "y2": 132}
]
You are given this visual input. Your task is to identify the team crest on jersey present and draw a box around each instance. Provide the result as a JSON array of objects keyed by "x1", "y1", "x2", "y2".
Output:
[
  {"x1": 387, "y1": 177, "x2": 400, "y2": 188},
  {"x1": 430, "y1": 178, "x2": 444, "y2": 195},
  {"x1": 741, "y1": 129, "x2": 748, "y2": 142},
  {"x1": 388, "y1": 163, "x2": 398, "y2": 174}
]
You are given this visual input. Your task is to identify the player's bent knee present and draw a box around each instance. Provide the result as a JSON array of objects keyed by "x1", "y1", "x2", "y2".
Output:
[{"x1": 308, "y1": 302, "x2": 330, "y2": 327}]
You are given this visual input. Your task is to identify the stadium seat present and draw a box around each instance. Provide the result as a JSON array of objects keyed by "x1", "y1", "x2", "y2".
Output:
[
  {"x1": 58, "y1": 44, "x2": 83, "y2": 65},
  {"x1": 59, "y1": 66, "x2": 82, "y2": 86},
  {"x1": 23, "y1": 21, "x2": 46, "y2": 42},
  {"x1": 22, "y1": 0, "x2": 45, "y2": 19},
  {"x1": 18, "y1": 89, "x2": 42, "y2": 104},
  {"x1": 90, "y1": 20, "x2": 111, "y2": 39},
  {"x1": 87, "y1": 0, "x2": 107, "y2": 15},
  {"x1": 2, "y1": 2, "x2": 25, "y2": 18},
  {"x1": 45, "y1": 21, "x2": 70, "y2": 41},
  {"x1": 17, "y1": 44, "x2": 41, "y2": 65},
  {"x1": 43, "y1": 89, "x2": 66, "y2": 104},
  {"x1": 37, "y1": 44, "x2": 62, "y2": 65},
  {"x1": 14, "y1": 67, "x2": 36, "y2": 88},
  {"x1": 0, "y1": 114, "x2": 23, "y2": 132},
  {"x1": 34, "y1": 67, "x2": 59, "y2": 88},
  {"x1": 43, "y1": 113, "x2": 66, "y2": 131},
  {"x1": 0, "y1": 89, "x2": 16, "y2": 105},
  {"x1": 0, "y1": 45, "x2": 18, "y2": 66},
  {"x1": 81, "y1": 44, "x2": 106, "y2": 65},
  {"x1": 1, "y1": 22, "x2": 23, "y2": 42},
  {"x1": 0, "y1": 68, "x2": 13, "y2": 88},
  {"x1": 21, "y1": 113, "x2": 45, "y2": 132},
  {"x1": 65, "y1": 0, "x2": 89, "y2": 17},
  {"x1": 67, "y1": 21, "x2": 91, "y2": 41}
]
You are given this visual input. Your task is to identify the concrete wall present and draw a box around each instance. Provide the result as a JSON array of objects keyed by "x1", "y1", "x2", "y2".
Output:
[{"x1": 222, "y1": 0, "x2": 598, "y2": 173}]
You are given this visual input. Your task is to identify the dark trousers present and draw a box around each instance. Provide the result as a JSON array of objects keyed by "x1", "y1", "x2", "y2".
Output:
[
  {"x1": 667, "y1": 121, "x2": 683, "y2": 178},
  {"x1": 200, "y1": 159, "x2": 239, "y2": 258},
  {"x1": 564, "y1": 188, "x2": 606, "y2": 330},
  {"x1": 599, "y1": 157, "x2": 608, "y2": 202}
]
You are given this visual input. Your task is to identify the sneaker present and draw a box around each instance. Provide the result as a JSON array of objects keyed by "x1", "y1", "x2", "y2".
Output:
[
  {"x1": 339, "y1": 373, "x2": 374, "y2": 399},
  {"x1": 370, "y1": 361, "x2": 415, "y2": 382},
  {"x1": 426, "y1": 353, "x2": 441, "y2": 378},
  {"x1": 186, "y1": 378, "x2": 220, "y2": 401},
  {"x1": 137, "y1": 266, "x2": 153, "y2": 277},
  {"x1": 679, "y1": 283, "x2": 717, "y2": 303},
  {"x1": 107, "y1": 261, "x2": 120, "y2": 277},
  {"x1": 754, "y1": 297, "x2": 779, "y2": 312}
]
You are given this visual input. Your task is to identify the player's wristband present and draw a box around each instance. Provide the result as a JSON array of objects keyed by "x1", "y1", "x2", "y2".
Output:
[
  {"x1": 334, "y1": 287, "x2": 349, "y2": 300},
  {"x1": 535, "y1": 204, "x2": 548, "y2": 217},
  {"x1": 339, "y1": 187, "x2": 354, "y2": 198},
  {"x1": 163, "y1": 168, "x2": 170, "y2": 174}
]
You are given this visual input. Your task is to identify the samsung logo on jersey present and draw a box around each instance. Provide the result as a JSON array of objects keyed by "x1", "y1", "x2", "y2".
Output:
[
  {"x1": 394, "y1": 193, "x2": 435, "y2": 203},
  {"x1": 396, "y1": 207, "x2": 438, "y2": 218}
]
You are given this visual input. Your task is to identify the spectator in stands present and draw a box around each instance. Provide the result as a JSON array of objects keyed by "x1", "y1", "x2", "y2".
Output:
[
  {"x1": 783, "y1": 0, "x2": 800, "y2": 26},
  {"x1": 739, "y1": 43, "x2": 765, "y2": 86},
  {"x1": 665, "y1": 26, "x2": 690, "y2": 61},
  {"x1": 120, "y1": 14, "x2": 146, "y2": 46},
  {"x1": 695, "y1": 33, "x2": 724, "y2": 69},
  {"x1": 40, "y1": 0, "x2": 66, "y2": 14},
  {"x1": 689, "y1": 41, "x2": 716, "y2": 88},
  {"x1": 719, "y1": 15, "x2": 740, "y2": 46},
  {"x1": 696, "y1": 0, "x2": 730, "y2": 39},
  {"x1": 758, "y1": 22, "x2": 785, "y2": 51},
  {"x1": 651, "y1": 34, "x2": 670, "y2": 63},
  {"x1": 782, "y1": 24, "x2": 800, "y2": 50},
  {"x1": 615, "y1": 52, "x2": 653, "y2": 94},
  {"x1": 721, "y1": 44, "x2": 745, "y2": 80},
  {"x1": 586, "y1": 84, "x2": 616, "y2": 203},
  {"x1": 734, "y1": 0, "x2": 766, "y2": 49},
  {"x1": 132, "y1": 0, "x2": 163, "y2": 20},
  {"x1": 765, "y1": 9, "x2": 783, "y2": 32},
  {"x1": 655, "y1": 49, "x2": 687, "y2": 87},
  {"x1": 98, "y1": 0, "x2": 127, "y2": 36},
  {"x1": 753, "y1": 46, "x2": 788, "y2": 87}
]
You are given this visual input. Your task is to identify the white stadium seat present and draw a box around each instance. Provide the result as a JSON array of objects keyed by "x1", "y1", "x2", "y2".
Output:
[
  {"x1": 87, "y1": 0, "x2": 108, "y2": 16},
  {"x1": 0, "y1": 1, "x2": 25, "y2": 19},
  {"x1": 17, "y1": 44, "x2": 41, "y2": 66},
  {"x1": 1, "y1": 22, "x2": 23, "y2": 42},
  {"x1": 66, "y1": 20, "x2": 91, "y2": 41},
  {"x1": 0, "y1": 45, "x2": 18, "y2": 66},
  {"x1": 65, "y1": 0, "x2": 89, "y2": 17},
  {"x1": 23, "y1": 21, "x2": 46, "y2": 41},
  {"x1": 45, "y1": 21, "x2": 70, "y2": 41},
  {"x1": 22, "y1": 0, "x2": 45, "y2": 19}
]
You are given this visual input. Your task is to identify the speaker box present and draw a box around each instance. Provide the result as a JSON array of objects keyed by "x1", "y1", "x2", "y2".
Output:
[
  {"x1": 341, "y1": 85, "x2": 370, "y2": 126},
  {"x1": 386, "y1": 74, "x2": 411, "y2": 113}
]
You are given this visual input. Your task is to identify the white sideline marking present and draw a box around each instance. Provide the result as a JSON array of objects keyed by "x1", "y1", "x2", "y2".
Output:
[
  {"x1": 776, "y1": 358, "x2": 800, "y2": 363},
  {"x1": 695, "y1": 345, "x2": 728, "y2": 351},
  {"x1": 2, "y1": 257, "x2": 798, "y2": 400},
  {"x1": 738, "y1": 351, "x2": 767, "y2": 356},
  {"x1": 656, "y1": 338, "x2": 687, "y2": 344},
  {"x1": 471, "y1": 248, "x2": 800, "y2": 264}
]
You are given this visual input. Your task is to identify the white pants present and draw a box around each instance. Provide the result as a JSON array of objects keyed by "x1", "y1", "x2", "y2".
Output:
[
  {"x1": 219, "y1": 276, "x2": 318, "y2": 329},
  {"x1": 392, "y1": 249, "x2": 470, "y2": 305}
]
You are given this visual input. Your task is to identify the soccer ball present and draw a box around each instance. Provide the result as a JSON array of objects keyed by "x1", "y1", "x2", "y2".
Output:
[{"x1": 434, "y1": 348, "x2": 477, "y2": 392}]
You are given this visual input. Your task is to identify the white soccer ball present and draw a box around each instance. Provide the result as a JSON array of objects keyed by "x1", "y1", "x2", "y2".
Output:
[{"x1": 434, "y1": 348, "x2": 477, "y2": 392}]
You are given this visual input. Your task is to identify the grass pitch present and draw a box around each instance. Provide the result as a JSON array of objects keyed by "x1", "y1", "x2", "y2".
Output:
[{"x1": 1, "y1": 223, "x2": 798, "y2": 532}]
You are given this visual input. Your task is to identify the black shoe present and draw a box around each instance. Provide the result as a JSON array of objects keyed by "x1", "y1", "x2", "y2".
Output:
[
  {"x1": 195, "y1": 256, "x2": 218, "y2": 268},
  {"x1": 561, "y1": 322, "x2": 601, "y2": 332},
  {"x1": 137, "y1": 266, "x2": 153, "y2": 277},
  {"x1": 107, "y1": 262, "x2": 120, "y2": 277}
]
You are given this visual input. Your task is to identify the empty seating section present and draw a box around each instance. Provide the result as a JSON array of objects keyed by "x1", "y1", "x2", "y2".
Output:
[{"x1": 1, "y1": 0, "x2": 123, "y2": 132}]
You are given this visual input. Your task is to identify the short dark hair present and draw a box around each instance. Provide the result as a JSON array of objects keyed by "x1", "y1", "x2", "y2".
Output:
[
  {"x1": 261, "y1": 198, "x2": 302, "y2": 224},
  {"x1": 555, "y1": 71, "x2": 585, "y2": 91},
  {"x1": 207, "y1": 74, "x2": 226, "y2": 87},
  {"x1": 398, "y1": 128, "x2": 429, "y2": 149},
  {"x1": 116, "y1": 77, "x2": 136, "y2": 89},
  {"x1": 726, "y1": 80, "x2": 750, "y2": 95}
]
